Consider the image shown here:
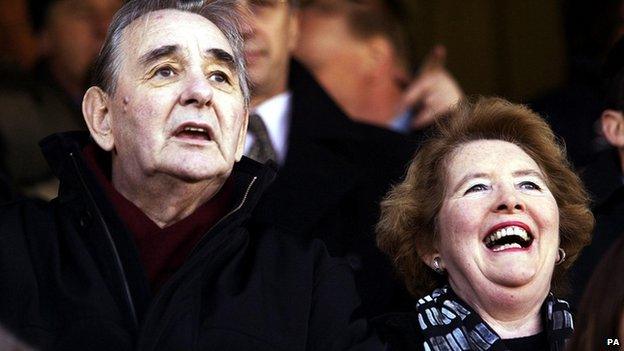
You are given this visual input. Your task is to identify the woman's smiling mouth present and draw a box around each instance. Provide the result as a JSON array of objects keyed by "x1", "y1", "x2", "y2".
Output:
[{"x1": 484, "y1": 223, "x2": 534, "y2": 252}]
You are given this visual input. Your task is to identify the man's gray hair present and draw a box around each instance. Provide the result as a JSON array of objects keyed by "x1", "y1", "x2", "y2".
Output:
[{"x1": 91, "y1": 0, "x2": 250, "y2": 107}]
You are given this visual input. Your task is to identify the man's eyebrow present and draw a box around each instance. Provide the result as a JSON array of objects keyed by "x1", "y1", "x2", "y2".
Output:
[
  {"x1": 205, "y1": 48, "x2": 237, "y2": 72},
  {"x1": 139, "y1": 45, "x2": 180, "y2": 66}
]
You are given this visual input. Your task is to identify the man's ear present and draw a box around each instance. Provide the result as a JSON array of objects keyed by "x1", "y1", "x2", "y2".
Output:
[
  {"x1": 601, "y1": 109, "x2": 624, "y2": 148},
  {"x1": 234, "y1": 110, "x2": 249, "y2": 161},
  {"x1": 364, "y1": 35, "x2": 408, "y2": 81},
  {"x1": 367, "y1": 35, "x2": 393, "y2": 67},
  {"x1": 83, "y1": 87, "x2": 115, "y2": 151}
]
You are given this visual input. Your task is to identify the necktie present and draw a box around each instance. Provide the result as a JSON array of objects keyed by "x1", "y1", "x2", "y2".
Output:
[{"x1": 247, "y1": 113, "x2": 277, "y2": 163}]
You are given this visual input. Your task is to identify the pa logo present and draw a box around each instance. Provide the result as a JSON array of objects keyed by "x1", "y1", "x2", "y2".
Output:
[{"x1": 607, "y1": 338, "x2": 620, "y2": 346}]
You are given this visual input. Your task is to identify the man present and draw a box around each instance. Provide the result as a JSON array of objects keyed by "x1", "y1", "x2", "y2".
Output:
[
  {"x1": 570, "y1": 37, "x2": 624, "y2": 307},
  {"x1": 0, "y1": 0, "x2": 121, "y2": 199},
  {"x1": 294, "y1": 0, "x2": 462, "y2": 135},
  {"x1": 0, "y1": 1, "x2": 380, "y2": 349},
  {"x1": 242, "y1": 0, "x2": 415, "y2": 317}
]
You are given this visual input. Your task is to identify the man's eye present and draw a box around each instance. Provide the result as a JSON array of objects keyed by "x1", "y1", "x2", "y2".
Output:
[
  {"x1": 519, "y1": 181, "x2": 541, "y2": 191},
  {"x1": 208, "y1": 71, "x2": 230, "y2": 84},
  {"x1": 154, "y1": 66, "x2": 175, "y2": 78},
  {"x1": 464, "y1": 184, "x2": 488, "y2": 194}
]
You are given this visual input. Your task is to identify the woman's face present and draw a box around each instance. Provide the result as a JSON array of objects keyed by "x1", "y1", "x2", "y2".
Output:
[{"x1": 436, "y1": 139, "x2": 559, "y2": 306}]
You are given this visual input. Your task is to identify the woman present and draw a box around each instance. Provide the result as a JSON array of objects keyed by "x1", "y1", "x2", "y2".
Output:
[{"x1": 375, "y1": 97, "x2": 594, "y2": 350}]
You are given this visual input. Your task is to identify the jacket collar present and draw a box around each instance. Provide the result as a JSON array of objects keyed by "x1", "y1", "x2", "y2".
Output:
[
  {"x1": 39, "y1": 131, "x2": 277, "y2": 213},
  {"x1": 287, "y1": 59, "x2": 365, "y2": 142}
]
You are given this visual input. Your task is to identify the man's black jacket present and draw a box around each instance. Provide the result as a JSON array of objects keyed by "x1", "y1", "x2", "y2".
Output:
[
  {"x1": 254, "y1": 61, "x2": 416, "y2": 317},
  {"x1": 0, "y1": 132, "x2": 381, "y2": 350}
]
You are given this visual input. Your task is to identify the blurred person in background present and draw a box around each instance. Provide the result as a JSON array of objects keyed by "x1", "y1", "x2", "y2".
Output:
[
  {"x1": 531, "y1": 0, "x2": 624, "y2": 168},
  {"x1": 0, "y1": 0, "x2": 38, "y2": 70},
  {"x1": 0, "y1": 324, "x2": 33, "y2": 351},
  {"x1": 570, "y1": 37, "x2": 624, "y2": 307},
  {"x1": 375, "y1": 98, "x2": 593, "y2": 350},
  {"x1": 294, "y1": 0, "x2": 462, "y2": 138},
  {"x1": 568, "y1": 234, "x2": 624, "y2": 351},
  {"x1": 0, "y1": 0, "x2": 121, "y2": 199},
  {"x1": 242, "y1": 0, "x2": 416, "y2": 317}
]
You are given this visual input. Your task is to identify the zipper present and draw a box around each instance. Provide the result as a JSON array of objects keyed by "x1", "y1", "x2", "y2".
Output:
[
  {"x1": 187, "y1": 175, "x2": 257, "y2": 258},
  {"x1": 140, "y1": 175, "x2": 258, "y2": 350},
  {"x1": 69, "y1": 152, "x2": 139, "y2": 328}
]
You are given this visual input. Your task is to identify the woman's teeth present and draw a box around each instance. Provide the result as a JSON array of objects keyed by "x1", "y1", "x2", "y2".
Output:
[{"x1": 484, "y1": 226, "x2": 533, "y2": 250}]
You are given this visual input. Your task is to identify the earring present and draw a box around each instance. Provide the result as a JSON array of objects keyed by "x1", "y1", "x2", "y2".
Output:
[
  {"x1": 432, "y1": 256, "x2": 445, "y2": 274},
  {"x1": 555, "y1": 248, "x2": 566, "y2": 265}
]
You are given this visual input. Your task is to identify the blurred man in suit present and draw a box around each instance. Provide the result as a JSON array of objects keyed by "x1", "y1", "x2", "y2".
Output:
[
  {"x1": 0, "y1": 0, "x2": 122, "y2": 199},
  {"x1": 294, "y1": 0, "x2": 462, "y2": 135},
  {"x1": 242, "y1": 0, "x2": 417, "y2": 317}
]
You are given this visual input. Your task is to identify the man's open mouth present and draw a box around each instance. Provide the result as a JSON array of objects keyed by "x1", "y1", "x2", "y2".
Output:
[
  {"x1": 483, "y1": 225, "x2": 534, "y2": 252},
  {"x1": 174, "y1": 124, "x2": 212, "y2": 141}
]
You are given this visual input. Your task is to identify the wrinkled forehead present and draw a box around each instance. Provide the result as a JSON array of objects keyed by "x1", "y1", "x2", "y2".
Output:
[{"x1": 120, "y1": 9, "x2": 234, "y2": 65}]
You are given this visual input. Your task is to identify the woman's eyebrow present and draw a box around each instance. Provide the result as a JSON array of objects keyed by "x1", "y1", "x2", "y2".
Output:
[
  {"x1": 453, "y1": 172, "x2": 489, "y2": 193},
  {"x1": 513, "y1": 169, "x2": 546, "y2": 182}
]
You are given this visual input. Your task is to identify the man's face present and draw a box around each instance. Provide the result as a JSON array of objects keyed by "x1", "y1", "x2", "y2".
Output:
[
  {"x1": 294, "y1": 1, "x2": 376, "y2": 116},
  {"x1": 243, "y1": 0, "x2": 299, "y2": 104},
  {"x1": 107, "y1": 9, "x2": 247, "y2": 183},
  {"x1": 44, "y1": 0, "x2": 122, "y2": 88}
]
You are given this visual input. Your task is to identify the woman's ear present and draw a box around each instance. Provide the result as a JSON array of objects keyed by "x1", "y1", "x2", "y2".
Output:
[
  {"x1": 83, "y1": 87, "x2": 115, "y2": 151},
  {"x1": 419, "y1": 242, "x2": 444, "y2": 272},
  {"x1": 422, "y1": 252, "x2": 444, "y2": 271},
  {"x1": 601, "y1": 109, "x2": 624, "y2": 148}
]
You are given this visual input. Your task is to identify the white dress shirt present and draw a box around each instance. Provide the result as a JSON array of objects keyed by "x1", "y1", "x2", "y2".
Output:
[{"x1": 244, "y1": 92, "x2": 292, "y2": 165}]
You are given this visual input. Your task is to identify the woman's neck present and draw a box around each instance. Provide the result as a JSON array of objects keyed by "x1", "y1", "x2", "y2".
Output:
[{"x1": 449, "y1": 280, "x2": 548, "y2": 339}]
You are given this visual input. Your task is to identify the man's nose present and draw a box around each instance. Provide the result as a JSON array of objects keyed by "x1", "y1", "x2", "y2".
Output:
[
  {"x1": 493, "y1": 186, "x2": 526, "y2": 213},
  {"x1": 179, "y1": 73, "x2": 214, "y2": 107}
]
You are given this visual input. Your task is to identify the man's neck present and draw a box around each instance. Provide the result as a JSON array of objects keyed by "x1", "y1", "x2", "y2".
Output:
[
  {"x1": 112, "y1": 170, "x2": 227, "y2": 228},
  {"x1": 251, "y1": 87, "x2": 288, "y2": 109},
  {"x1": 338, "y1": 78, "x2": 403, "y2": 128}
]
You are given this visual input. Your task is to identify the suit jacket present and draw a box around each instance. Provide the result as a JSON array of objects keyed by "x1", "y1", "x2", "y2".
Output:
[{"x1": 255, "y1": 61, "x2": 417, "y2": 317}]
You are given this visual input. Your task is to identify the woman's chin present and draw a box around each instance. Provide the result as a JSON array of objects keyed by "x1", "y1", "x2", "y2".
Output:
[{"x1": 482, "y1": 267, "x2": 540, "y2": 290}]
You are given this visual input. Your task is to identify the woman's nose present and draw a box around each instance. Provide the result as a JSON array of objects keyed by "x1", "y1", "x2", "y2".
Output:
[{"x1": 493, "y1": 187, "x2": 526, "y2": 213}]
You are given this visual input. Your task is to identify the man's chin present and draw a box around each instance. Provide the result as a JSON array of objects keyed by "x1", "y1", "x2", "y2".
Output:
[{"x1": 163, "y1": 162, "x2": 230, "y2": 184}]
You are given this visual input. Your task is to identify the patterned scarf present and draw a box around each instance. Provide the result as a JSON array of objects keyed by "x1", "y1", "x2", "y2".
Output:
[{"x1": 415, "y1": 286, "x2": 574, "y2": 351}]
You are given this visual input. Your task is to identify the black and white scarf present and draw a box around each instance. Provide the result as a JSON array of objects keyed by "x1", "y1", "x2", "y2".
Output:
[{"x1": 415, "y1": 286, "x2": 574, "y2": 351}]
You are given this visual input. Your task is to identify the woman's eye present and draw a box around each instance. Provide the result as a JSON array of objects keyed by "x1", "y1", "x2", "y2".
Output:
[
  {"x1": 465, "y1": 184, "x2": 488, "y2": 194},
  {"x1": 209, "y1": 71, "x2": 230, "y2": 84},
  {"x1": 154, "y1": 66, "x2": 175, "y2": 78},
  {"x1": 519, "y1": 181, "x2": 541, "y2": 191}
]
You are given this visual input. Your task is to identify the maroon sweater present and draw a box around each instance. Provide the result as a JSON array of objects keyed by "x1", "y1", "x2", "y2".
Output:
[{"x1": 83, "y1": 144, "x2": 233, "y2": 292}]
